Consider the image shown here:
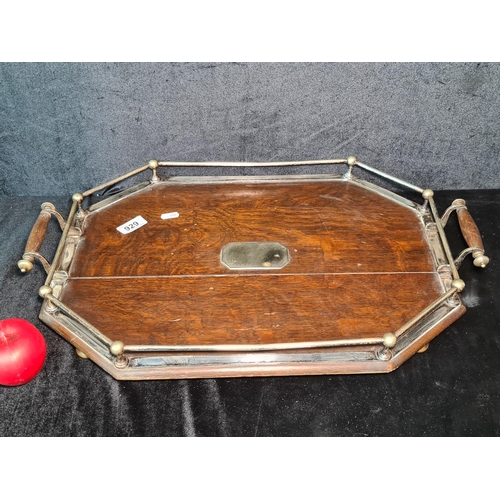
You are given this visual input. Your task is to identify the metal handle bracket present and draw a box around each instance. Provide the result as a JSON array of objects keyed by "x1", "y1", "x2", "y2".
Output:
[
  {"x1": 442, "y1": 199, "x2": 489, "y2": 268},
  {"x1": 18, "y1": 203, "x2": 66, "y2": 273}
]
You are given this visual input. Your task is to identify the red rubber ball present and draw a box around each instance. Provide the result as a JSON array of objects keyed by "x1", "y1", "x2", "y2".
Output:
[{"x1": 0, "y1": 318, "x2": 46, "y2": 386}]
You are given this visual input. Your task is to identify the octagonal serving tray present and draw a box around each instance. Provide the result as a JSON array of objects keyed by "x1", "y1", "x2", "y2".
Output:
[{"x1": 18, "y1": 156, "x2": 489, "y2": 380}]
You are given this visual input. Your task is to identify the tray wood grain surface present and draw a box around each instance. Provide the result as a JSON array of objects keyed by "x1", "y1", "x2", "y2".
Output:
[{"x1": 62, "y1": 180, "x2": 443, "y2": 347}]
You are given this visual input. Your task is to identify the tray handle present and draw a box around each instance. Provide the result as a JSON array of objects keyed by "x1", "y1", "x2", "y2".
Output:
[
  {"x1": 441, "y1": 199, "x2": 489, "y2": 268},
  {"x1": 18, "y1": 203, "x2": 66, "y2": 274}
]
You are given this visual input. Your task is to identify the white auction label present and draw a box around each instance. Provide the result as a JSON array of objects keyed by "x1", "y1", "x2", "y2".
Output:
[
  {"x1": 161, "y1": 212, "x2": 180, "y2": 220},
  {"x1": 116, "y1": 215, "x2": 148, "y2": 234}
]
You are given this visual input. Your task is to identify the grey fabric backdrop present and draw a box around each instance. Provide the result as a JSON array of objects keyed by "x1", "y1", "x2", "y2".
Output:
[{"x1": 1, "y1": 62, "x2": 499, "y2": 197}]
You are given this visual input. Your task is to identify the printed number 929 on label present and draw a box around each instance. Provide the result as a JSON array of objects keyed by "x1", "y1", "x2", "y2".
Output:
[
  {"x1": 117, "y1": 215, "x2": 148, "y2": 234},
  {"x1": 123, "y1": 221, "x2": 139, "y2": 231}
]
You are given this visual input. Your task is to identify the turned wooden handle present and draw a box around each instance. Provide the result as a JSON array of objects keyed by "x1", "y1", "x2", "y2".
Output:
[
  {"x1": 453, "y1": 199, "x2": 489, "y2": 268},
  {"x1": 26, "y1": 204, "x2": 54, "y2": 252},
  {"x1": 17, "y1": 203, "x2": 55, "y2": 272}
]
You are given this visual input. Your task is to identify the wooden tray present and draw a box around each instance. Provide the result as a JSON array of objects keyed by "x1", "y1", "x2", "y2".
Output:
[{"x1": 18, "y1": 157, "x2": 489, "y2": 379}]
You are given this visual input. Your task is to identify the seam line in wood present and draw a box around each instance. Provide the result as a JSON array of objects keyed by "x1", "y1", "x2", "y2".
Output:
[{"x1": 67, "y1": 271, "x2": 440, "y2": 280}]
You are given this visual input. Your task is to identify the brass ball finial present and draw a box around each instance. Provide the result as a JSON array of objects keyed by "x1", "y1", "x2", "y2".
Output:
[
  {"x1": 473, "y1": 255, "x2": 489, "y2": 268},
  {"x1": 110, "y1": 340, "x2": 125, "y2": 356},
  {"x1": 451, "y1": 279, "x2": 466, "y2": 292},
  {"x1": 39, "y1": 285, "x2": 53, "y2": 298},
  {"x1": 383, "y1": 333, "x2": 397, "y2": 349},
  {"x1": 149, "y1": 159, "x2": 159, "y2": 169},
  {"x1": 72, "y1": 193, "x2": 83, "y2": 203},
  {"x1": 422, "y1": 189, "x2": 434, "y2": 200},
  {"x1": 347, "y1": 156, "x2": 357, "y2": 167},
  {"x1": 18, "y1": 259, "x2": 34, "y2": 273}
]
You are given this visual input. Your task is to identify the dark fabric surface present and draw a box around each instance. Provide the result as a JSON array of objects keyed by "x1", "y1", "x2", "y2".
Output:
[
  {"x1": 0, "y1": 190, "x2": 498, "y2": 436},
  {"x1": 1, "y1": 62, "x2": 500, "y2": 197}
]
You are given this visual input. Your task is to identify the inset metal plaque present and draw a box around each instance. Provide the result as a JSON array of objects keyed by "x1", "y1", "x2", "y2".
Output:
[{"x1": 221, "y1": 242, "x2": 290, "y2": 270}]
